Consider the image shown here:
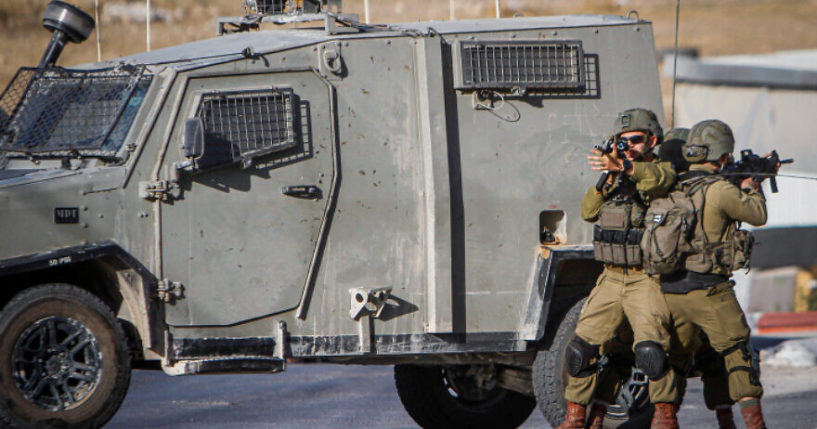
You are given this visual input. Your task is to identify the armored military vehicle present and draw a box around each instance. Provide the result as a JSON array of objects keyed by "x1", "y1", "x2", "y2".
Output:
[{"x1": 0, "y1": 1, "x2": 665, "y2": 427}]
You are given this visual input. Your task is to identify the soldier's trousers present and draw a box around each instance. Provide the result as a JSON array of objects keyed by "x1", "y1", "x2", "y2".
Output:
[
  {"x1": 669, "y1": 320, "x2": 733, "y2": 409},
  {"x1": 592, "y1": 323, "x2": 732, "y2": 409},
  {"x1": 664, "y1": 281, "x2": 764, "y2": 402},
  {"x1": 564, "y1": 267, "x2": 678, "y2": 405}
]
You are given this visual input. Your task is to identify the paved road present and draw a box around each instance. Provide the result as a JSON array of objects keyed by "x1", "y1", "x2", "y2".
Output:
[{"x1": 106, "y1": 360, "x2": 817, "y2": 429}]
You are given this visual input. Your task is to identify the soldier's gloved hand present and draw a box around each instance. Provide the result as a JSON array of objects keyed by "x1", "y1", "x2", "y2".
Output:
[{"x1": 762, "y1": 152, "x2": 782, "y2": 174}]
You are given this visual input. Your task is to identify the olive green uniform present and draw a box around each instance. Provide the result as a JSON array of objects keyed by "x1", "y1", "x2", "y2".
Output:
[
  {"x1": 591, "y1": 312, "x2": 733, "y2": 409},
  {"x1": 662, "y1": 164, "x2": 766, "y2": 402},
  {"x1": 564, "y1": 160, "x2": 679, "y2": 405}
]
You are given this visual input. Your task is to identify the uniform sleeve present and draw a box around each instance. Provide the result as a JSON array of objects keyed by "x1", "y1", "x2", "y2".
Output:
[
  {"x1": 709, "y1": 181, "x2": 768, "y2": 227},
  {"x1": 627, "y1": 160, "x2": 676, "y2": 198},
  {"x1": 581, "y1": 185, "x2": 605, "y2": 222}
]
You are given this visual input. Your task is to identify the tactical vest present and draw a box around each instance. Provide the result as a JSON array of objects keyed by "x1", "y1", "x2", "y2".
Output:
[
  {"x1": 592, "y1": 193, "x2": 646, "y2": 267},
  {"x1": 641, "y1": 174, "x2": 754, "y2": 276}
]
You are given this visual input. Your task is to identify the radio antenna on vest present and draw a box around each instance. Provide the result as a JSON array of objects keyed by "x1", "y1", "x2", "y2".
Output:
[{"x1": 671, "y1": 0, "x2": 681, "y2": 128}]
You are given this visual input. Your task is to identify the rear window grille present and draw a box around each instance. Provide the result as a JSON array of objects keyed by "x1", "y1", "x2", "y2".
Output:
[
  {"x1": 459, "y1": 41, "x2": 585, "y2": 91},
  {"x1": 196, "y1": 89, "x2": 296, "y2": 161}
]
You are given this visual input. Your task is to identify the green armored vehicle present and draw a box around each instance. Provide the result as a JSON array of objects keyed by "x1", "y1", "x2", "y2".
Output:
[{"x1": 0, "y1": 1, "x2": 665, "y2": 427}]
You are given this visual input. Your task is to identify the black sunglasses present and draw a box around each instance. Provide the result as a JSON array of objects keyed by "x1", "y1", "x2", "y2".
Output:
[{"x1": 619, "y1": 134, "x2": 646, "y2": 145}]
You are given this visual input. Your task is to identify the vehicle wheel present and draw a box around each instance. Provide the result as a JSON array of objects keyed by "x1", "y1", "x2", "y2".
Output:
[
  {"x1": 532, "y1": 298, "x2": 584, "y2": 427},
  {"x1": 394, "y1": 363, "x2": 536, "y2": 429},
  {"x1": 0, "y1": 284, "x2": 132, "y2": 429},
  {"x1": 601, "y1": 368, "x2": 652, "y2": 429}
]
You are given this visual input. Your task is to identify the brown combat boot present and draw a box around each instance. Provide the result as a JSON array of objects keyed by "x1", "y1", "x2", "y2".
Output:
[
  {"x1": 739, "y1": 399, "x2": 767, "y2": 429},
  {"x1": 585, "y1": 403, "x2": 606, "y2": 429},
  {"x1": 651, "y1": 402, "x2": 680, "y2": 429},
  {"x1": 556, "y1": 401, "x2": 587, "y2": 429},
  {"x1": 715, "y1": 406, "x2": 737, "y2": 429}
]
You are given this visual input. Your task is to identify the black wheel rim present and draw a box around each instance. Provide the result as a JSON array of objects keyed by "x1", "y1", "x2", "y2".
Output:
[
  {"x1": 607, "y1": 368, "x2": 650, "y2": 418},
  {"x1": 443, "y1": 365, "x2": 505, "y2": 409},
  {"x1": 12, "y1": 316, "x2": 103, "y2": 411}
]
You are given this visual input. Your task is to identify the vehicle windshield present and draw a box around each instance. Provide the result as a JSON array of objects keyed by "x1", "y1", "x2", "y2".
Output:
[{"x1": 0, "y1": 66, "x2": 151, "y2": 158}]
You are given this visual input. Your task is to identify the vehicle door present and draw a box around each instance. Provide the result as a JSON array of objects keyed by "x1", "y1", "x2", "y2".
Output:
[{"x1": 160, "y1": 71, "x2": 336, "y2": 326}]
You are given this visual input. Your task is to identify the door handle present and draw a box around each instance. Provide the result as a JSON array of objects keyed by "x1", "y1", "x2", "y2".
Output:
[{"x1": 281, "y1": 185, "x2": 322, "y2": 200}]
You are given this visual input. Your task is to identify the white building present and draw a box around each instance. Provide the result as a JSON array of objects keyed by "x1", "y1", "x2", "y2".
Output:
[{"x1": 666, "y1": 50, "x2": 817, "y2": 314}]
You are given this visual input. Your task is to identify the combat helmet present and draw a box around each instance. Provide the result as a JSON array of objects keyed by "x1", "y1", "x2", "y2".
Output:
[
  {"x1": 683, "y1": 119, "x2": 734, "y2": 163},
  {"x1": 613, "y1": 108, "x2": 664, "y2": 142}
]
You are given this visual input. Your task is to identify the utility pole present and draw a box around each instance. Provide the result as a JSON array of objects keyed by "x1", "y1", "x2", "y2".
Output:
[{"x1": 146, "y1": 0, "x2": 151, "y2": 52}]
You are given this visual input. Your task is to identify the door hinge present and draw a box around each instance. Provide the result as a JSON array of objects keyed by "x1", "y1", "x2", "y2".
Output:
[
  {"x1": 139, "y1": 180, "x2": 180, "y2": 201},
  {"x1": 156, "y1": 279, "x2": 184, "y2": 303}
]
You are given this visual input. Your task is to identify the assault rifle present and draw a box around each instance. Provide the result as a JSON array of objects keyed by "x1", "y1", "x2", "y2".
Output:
[
  {"x1": 722, "y1": 149, "x2": 793, "y2": 193},
  {"x1": 594, "y1": 136, "x2": 630, "y2": 191}
]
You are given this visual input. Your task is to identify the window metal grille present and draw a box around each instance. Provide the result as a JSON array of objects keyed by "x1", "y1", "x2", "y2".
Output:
[
  {"x1": 249, "y1": 0, "x2": 322, "y2": 15},
  {"x1": 196, "y1": 89, "x2": 296, "y2": 164},
  {"x1": 536, "y1": 54, "x2": 600, "y2": 99},
  {"x1": 253, "y1": 0, "x2": 285, "y2": 15},
  {"x1": 0, "y1": 66, "x2": 150, "y2": 156},
  {"x1": 459, "y1": 41, "x2": 585, "y2": 91}
]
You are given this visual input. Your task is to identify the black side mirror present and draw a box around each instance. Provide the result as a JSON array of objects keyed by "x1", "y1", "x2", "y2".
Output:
[{"x1": 182, "y1": 118, "x2": 204, "y2": 159}]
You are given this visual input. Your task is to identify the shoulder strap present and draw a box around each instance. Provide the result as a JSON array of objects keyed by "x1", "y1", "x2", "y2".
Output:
[
  {"x1": 692, "y1": 176, "x2": 723, "y2": 248},
  {"x1": 681, "y1": 173, "x2": 721, "y2": 196}
]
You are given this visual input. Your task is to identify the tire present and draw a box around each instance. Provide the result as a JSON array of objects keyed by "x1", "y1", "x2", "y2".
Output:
[
  {"x1": 394, "y1": 364, "x2": 536, "y2": 429},
  {"x1": 532, "y1": 298, "x2": 584, "y2": 427},
  {"x1": 0, "y1": 284, "x2": 132, "y2": 429}
]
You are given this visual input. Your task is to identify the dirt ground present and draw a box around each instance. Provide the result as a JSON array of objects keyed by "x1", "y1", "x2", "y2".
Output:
[{"x1": 2, "y1": 0, "x2": 817, "y2": 121}]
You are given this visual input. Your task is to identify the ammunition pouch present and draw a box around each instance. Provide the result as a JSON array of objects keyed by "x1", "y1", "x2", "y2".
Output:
[
  {"x1": 592, "y1": 200, "x2": 645, "y2": 267},
  {"x1": 593, "y1": 226, "x2": 643, "y2": 266},
  {"x1": 689, "y1": 226, "x2": 754, "y2": 276},
  {"x1": 721, "y1": 228, "x2": 754, "y2": 272}
]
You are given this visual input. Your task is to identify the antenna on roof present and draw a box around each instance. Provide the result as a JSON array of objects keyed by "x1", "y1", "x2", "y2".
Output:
[
  {"x1": 364, "y1": 0, "x2": 370, "y2": 23},
  {"x1": 495, "y1": 0, "x2": 501, "y2": 18},
  {"x1": 450, "y1": 0, "x2": 456, "y2": 20}
]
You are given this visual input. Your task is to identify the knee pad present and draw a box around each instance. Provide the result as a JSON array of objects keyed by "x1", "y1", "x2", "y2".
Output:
[
  {"x1": 721, "y1": 340, "x2": 761, "y2": 386},
  {"x1": 634, "y1": 341, "x2": 669, "y2": 380},
  {"x1": 566, "y1": 336, "x2": 600, "y2": 378}
]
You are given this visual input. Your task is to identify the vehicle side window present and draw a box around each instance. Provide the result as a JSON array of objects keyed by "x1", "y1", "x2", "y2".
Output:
[{"x1": 194, "y1": 88, "x2": 298, "y2": 169}]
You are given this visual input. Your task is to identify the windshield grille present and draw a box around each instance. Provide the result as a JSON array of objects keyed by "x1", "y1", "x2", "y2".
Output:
[{"x1": 0, "y1": 66, "x2": 150, "y2": 157}]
